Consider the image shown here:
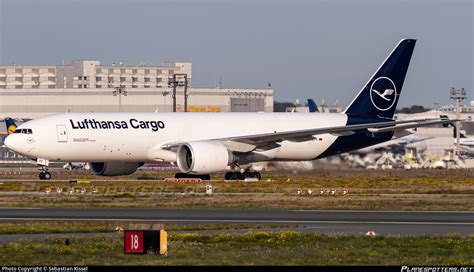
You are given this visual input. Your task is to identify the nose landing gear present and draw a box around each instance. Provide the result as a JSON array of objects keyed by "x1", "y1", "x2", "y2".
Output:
[
  {"x1": 39, "y1": 168, "x2": 51, "y2": 180},
  {"x1": 35, "y1": 158, "x2": 51, "y2": 180}
]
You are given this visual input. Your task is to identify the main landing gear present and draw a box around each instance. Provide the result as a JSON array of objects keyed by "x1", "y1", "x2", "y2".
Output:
[
  {"x1": 39, "y1": 168, "x2": 51, "y2": 180},
  {"x1": 225, "y1": 171, "x2": 261, "y2": 181}
]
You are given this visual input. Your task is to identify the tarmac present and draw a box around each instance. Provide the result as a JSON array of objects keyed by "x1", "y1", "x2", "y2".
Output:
[{"x1": 0, "y1": 208, "x2": 472, "y2": 235}]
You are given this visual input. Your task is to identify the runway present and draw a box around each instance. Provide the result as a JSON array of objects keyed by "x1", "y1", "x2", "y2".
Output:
[{"x1": 0, "y1": 208, "x2": 473, "y2": 235}]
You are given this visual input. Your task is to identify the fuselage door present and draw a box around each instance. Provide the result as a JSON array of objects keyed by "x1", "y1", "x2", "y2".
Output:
[{"x1": 56, "y1": 125, "x2": 68, "y2": 143}]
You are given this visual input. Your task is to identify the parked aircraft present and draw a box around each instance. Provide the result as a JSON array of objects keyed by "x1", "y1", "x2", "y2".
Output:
[{"x1": 453, "y1": 126, "x2": 474, "y2": 156}]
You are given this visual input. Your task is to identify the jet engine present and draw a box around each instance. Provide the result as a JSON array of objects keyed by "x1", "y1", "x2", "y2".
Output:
[
  {"x1": 89, "y1": 162, "x2": 143, "y2": 176},
  {"x1": 176, "y1": 141, "x2": 234, "y2": 174}
]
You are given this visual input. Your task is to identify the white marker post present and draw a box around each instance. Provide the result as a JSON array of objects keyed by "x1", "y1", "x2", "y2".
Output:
[{"x1": 206, "y1": 184, "x2": 213, "y2": 195}]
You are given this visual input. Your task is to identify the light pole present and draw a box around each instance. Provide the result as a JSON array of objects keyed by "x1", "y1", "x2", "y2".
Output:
[
  {"x1": 450, "y1": 87, "x2": 466, "y2": 154},
  {"x1": 113, "y1": 86, "x2": 128, "y2": 112},
  {"x1": 168, "y1": 74, "x2": 189, "y2": 112}
]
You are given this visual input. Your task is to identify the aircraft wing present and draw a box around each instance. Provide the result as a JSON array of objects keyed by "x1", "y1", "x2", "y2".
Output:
[
  {"x1": 367, "y1": 119, "x2": 458, "y2": 133},
  {"x1": 162, "y1": 118, "x2": 458, "y2": 152},
  {"x1": 223, "y1": 118, "x2": 457, "y2": 145}
]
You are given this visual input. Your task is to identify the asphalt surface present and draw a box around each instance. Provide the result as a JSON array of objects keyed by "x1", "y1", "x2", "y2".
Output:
[{"x1": 0, "y1": 208, "x2": 473, "y2": 235}]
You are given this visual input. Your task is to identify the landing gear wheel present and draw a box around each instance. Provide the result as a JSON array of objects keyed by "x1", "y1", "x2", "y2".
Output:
[
  {"x1": 43, "y1": 172, "x2": 51, "y2": 180},
  {"x1": 242, "y1": 171, "x2": 262, "y2": 181},
  {"x1": 231, "y1": 172, "x2": 243, "y2": 180},
  {"x1": 225, "y1": 171, "x2": 242, "y2": 180},
  {"x1": 225, "y1": 171, "x2": 262, "y2": 181},
  {"x1": 243, "y1": 172, "x2": 253, "y2": 179},
  {"x1": 39, "y1": 171, "x2": 51, "y2": 180}
]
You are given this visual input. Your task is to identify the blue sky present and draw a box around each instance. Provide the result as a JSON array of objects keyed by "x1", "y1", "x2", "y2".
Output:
[{"x1": 1, "y1": 0, "x2": 472, "y2": 107}]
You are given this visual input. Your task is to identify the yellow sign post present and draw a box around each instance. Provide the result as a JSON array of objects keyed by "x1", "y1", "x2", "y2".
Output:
[{"x1": 159, "y1": 229, "x2": 168, "y2": 256}]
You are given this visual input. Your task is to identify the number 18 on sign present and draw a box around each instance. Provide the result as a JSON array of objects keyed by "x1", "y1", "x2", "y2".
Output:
[{"x1": 124, "y1": 231, "x2": 144, "y2": 253}]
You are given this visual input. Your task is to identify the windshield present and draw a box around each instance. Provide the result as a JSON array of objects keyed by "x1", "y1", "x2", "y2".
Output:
[{"x1": 13, "y1": 129, "x2": 33, "y2": 134}]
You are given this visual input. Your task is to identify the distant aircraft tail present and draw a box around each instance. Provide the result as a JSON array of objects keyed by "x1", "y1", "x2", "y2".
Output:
[
  {"x1": 344, "y1": 39, "x2": 416, "y2": 119},
  {"x1": 307, "y1": 99, "x2": 319, "y2": 112},
  {"x1": 5, "y1": 118, "x2": 17, "y2": 135},
  {"x1": 440, "y1": 115, "x2": 450, "y2": 128}
]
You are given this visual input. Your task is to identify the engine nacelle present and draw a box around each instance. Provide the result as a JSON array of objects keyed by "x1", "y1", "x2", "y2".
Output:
[
  {"x1": 176, "y1": 141, "x2": 234, "y2": 174},
  {"x1": 89, "y1": 162, "x2": 143, "y2": 176}
]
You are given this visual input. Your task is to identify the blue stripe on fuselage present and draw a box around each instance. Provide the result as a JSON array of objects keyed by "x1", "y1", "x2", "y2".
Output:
[{"x1": 315, "y1": 116, "x2": 394, "y2": 159}]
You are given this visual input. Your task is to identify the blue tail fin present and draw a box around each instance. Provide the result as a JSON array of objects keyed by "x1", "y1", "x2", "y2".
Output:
[
  {"x1": 5, "y1": 118, "x2": 17, "y2": 135},
  {"x1": 440, "y1": 115, "x2": 450, "y2": 128},
  {"x1": 344, "y1": 39, "x2": 416, "y2": 119},
  {"x1": 307, "y1": 99, "x2": 319, "y2": 112}
]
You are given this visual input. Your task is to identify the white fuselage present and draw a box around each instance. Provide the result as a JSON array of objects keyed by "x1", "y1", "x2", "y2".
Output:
[{"x1": 5, "y1": 112, "x2": 347, "y2": 163}]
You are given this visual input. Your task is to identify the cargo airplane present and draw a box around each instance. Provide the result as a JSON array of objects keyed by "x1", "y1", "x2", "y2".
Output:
[{"x1": 4, "y1": 39, "x2": 455, "y2": 180}]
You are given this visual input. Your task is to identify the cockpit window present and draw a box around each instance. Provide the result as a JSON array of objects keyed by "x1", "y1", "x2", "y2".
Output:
[{"x1": 13, "y1": 129, "x2": 33, "y2": 134}]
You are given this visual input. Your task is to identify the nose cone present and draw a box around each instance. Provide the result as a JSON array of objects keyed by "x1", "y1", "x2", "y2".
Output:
[
  {"x1": 5, "y1": 134, "x2": 29, "y2": 157},
  {"x1": 3, "y1": 134, "x2": 24, "y2": 154},
  {"x1": 4, "y1": 132, "x2": 36, "y2": 157},
  {"x1": 4, "y1": 135, "x2": 13, "y2": 149}
]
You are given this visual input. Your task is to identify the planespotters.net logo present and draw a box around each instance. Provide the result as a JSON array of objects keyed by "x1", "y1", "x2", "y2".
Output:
[
  {"x1": 369, "y1": 76, "x2": 398, "y2": 111},
  {"x1": 401, "y1": 266, "x2": 474, "y2": 272}
]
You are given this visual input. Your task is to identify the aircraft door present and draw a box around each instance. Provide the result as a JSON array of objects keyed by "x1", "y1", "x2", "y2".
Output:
[{"x1": 56, "y1": 125, "x2": 68, "y2": 142}]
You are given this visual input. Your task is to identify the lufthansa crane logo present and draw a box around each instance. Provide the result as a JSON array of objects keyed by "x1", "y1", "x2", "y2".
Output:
[
  {"x1": 7, "y1": 125, "x2": 16, "y2": 135},
  {"x1": 369, "y1": 77, "x2": 397, "y2": 111}
]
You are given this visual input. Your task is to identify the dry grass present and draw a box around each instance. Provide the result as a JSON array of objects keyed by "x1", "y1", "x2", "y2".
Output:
[
  {"x1": 0, "y1": 232, "x2": 472, "y2": 265},
  {"x1": 0, "y1": 168, "x2": 472, "y2": 210}
]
